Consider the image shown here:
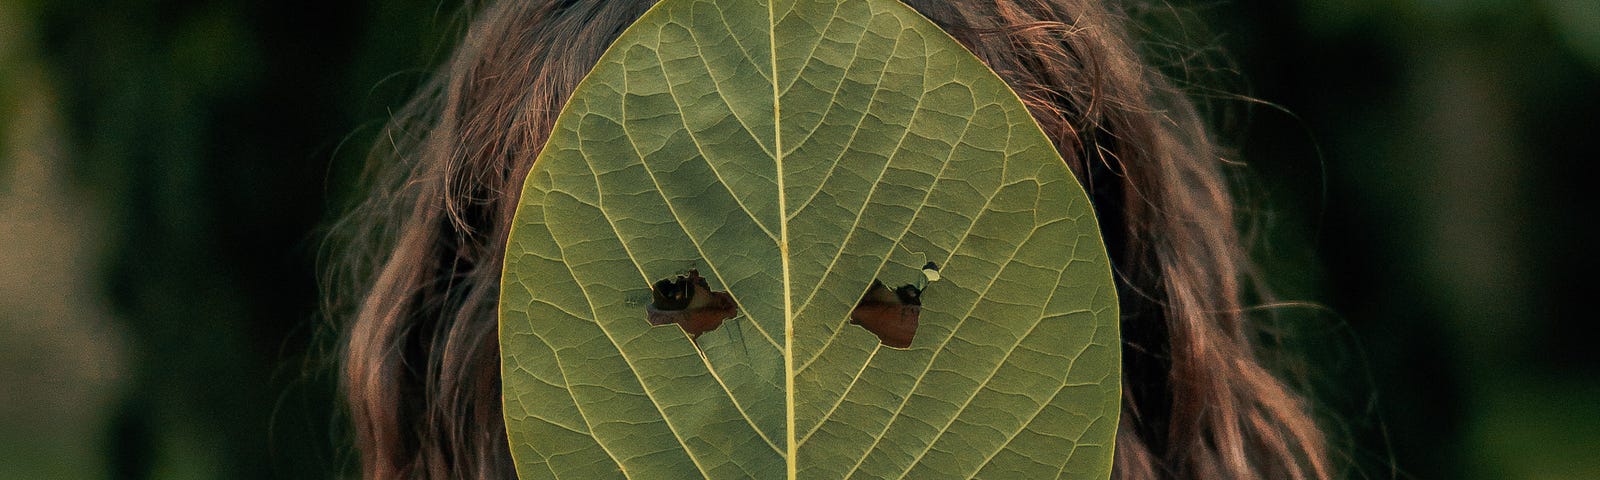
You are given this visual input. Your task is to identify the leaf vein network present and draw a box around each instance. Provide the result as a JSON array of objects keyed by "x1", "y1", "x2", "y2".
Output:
[
  {"x1": 575, "y1": 143, "x2": 782, "y2": 454},
  {"x1": 542, "y1": 207, "x2": 710, "y2": 478},
  {"x1": 614, "y1": 62, "x2": 783, "y2": 349},
  {"x1": 664, "y1": 22, "x2": 782, "y2": 240},
  {"x1": 837, "y1": 106, "x2": 1026, "y2": 479}
]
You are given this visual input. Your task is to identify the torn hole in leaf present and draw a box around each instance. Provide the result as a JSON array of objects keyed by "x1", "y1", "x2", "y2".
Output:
[
  {"x1": 645, "y1": 269, "x2": 737, "y2": 339},
  {"x1": 921, "y1": 261, "x2": 941, "y2": 283},
  {"x1": 849, "y1": 279, "x2": 925, "y2": 349}
]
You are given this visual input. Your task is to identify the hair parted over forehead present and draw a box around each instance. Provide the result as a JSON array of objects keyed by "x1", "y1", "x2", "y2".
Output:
[{"x1": 329, "y1": 1, "x2": 1332, "y2": 478}]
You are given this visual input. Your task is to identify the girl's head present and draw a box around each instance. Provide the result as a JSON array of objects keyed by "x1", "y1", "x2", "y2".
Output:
[{"x1": 334, "y1": 1, "x2": 1330, "y2": 478}]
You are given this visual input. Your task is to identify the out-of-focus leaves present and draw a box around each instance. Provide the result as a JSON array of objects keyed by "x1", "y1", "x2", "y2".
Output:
[{"x1": 1545, "y1": 0, "x2": 1600, "y2": 72}]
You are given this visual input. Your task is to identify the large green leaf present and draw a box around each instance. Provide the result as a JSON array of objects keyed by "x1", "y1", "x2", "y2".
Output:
[{"x1": 498, "y1": 0, "x2": 1120, "y2": 478}]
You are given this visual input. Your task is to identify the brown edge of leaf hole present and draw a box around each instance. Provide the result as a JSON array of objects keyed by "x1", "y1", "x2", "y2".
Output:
[{"x1": 645, "y1": 269, "x2": 738, "y2": 339}]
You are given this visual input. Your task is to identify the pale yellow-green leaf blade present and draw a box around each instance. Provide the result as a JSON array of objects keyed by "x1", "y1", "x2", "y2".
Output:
[{"x1": 500, "y1": 0, "x2": 1120, "y2": 478}]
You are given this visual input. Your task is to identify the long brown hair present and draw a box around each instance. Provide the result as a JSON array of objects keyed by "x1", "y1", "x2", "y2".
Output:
[{"x1": 331, "y1": 1, "x2": 1331, "y2": 478}]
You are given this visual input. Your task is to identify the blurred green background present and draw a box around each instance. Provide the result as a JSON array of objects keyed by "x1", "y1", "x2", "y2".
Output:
[{"x1": 1, "y1": 0, "x2": 1595, "y2": 478}]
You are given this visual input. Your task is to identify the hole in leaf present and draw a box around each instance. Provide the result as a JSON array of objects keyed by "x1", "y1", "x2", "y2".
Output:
[
  {"x1": 849, "y1": 279, "x2": 925, "y2": 349},
  {"x1": 921, "y1": 261, "x2": 941, "y2": 283},
  {"x1": 646, "y1": 269, "x2": 737, "y2": 339}
]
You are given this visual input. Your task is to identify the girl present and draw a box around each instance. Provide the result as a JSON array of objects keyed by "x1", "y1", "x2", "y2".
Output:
[{"x1": 333, "y1": 0, "x2": 1332, "y2": 478}]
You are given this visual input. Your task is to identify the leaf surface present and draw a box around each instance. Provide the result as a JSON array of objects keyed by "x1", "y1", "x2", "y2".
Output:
[{"x1": 499, "y1": 0, "x2": 1120, "y2": 478}]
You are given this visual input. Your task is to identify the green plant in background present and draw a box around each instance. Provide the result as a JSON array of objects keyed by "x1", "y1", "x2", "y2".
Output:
[{"x1": 497, "y1": 0, "x2": 1120, "y2": 478}]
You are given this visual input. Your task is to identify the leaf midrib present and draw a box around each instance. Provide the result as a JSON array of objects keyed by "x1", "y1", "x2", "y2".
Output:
[{"x1": 769, "y1": 2, "x2": 797, "y2": 480}]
